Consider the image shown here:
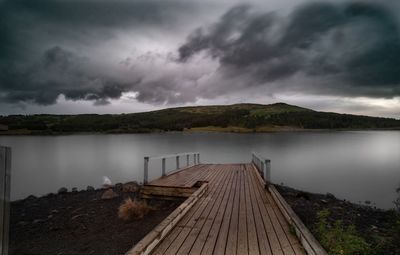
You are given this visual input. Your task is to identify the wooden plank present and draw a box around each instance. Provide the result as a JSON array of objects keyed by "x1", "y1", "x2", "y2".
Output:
[
  {"x1": 263, "y1": 191, "x2": 303, "y2": 255},
  {"x1": 125, "y1": 183, "x2": 209, "y2": 255},
  {"x1": 243, "y1": 165, "x2": 260, "y2": 255},
  {"x1": 237, "y1": 165, "x2": 249, "y2": 255},
  {"x1": 188, "y1": 165, "x2": 236, "y2": 255},
  {"x1": 225, "y1": 165, "x2": 241, "y2": 254},
  {"x1": 177, "y1": 166, "x2": 234, "y2": 254},
  {"x1": 137, "y1": 162, "x2": 316, "y2": 255},
  {"x1": 244, "y1": 164, "x2": 272, "y2": 255},
  {"x1": 212, "y1": 165, "x2": 239, "y2": 254},
  {"x1": 199, "y1": 165, "x2": 237, "y2": 255},
  {"x1": 247, "y1": 164, "x2": 284, "y2": 255},
  {"x1": 153, "y1": 165, "x2": 229, "y2": 255},
  {"x1": 162, "y1": 165, "x2": 230, "y2": 255},
  {"x1": 141, "y1": 186, "x2": 197, "y2": 198},
  {"x1": 247, "y1": 165, "x2": 295, "y2": 255},
  {"x1": 268, "y1": 185, "x2": 326, "y2": 255},
  {"x1": 152, "y1": 166, "x2": 222, "y2": 255}
]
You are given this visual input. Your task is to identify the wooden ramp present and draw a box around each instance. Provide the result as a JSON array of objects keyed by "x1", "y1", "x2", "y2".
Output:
[{"x1": 132, "y1": 163, "x2": 306, "y2": 255}]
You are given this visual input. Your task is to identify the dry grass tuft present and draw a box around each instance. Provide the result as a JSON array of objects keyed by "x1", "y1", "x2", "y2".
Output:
[{"x1": 118, "y1": 198, "x2": 152, "y2": 221}]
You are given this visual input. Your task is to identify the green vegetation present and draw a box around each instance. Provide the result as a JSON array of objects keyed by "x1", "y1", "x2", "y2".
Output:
[
  {"x1": 1, "y1": 102, "x2": 400, "y2": 134},
  {"x1": 315, "y1": 209, "x2": 370, "y2": 255}
]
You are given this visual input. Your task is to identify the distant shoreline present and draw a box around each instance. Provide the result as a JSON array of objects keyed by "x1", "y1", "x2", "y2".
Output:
[{"x1": 1, "y1": 126, "x2": 400, "y2": 136}]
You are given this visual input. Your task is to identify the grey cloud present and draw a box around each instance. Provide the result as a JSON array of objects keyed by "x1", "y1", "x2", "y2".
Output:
[
  {"x1": 0, "y1": 46, "x2": 140, "y2": 105},
  {"x1": 178, "y1": 1, "x2": 400, "y2": 98}
]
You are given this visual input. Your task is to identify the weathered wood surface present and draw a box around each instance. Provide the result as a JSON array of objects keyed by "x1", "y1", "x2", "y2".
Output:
[{"x1": 136, "y1": 163, "x2": 311, "y2": 255}]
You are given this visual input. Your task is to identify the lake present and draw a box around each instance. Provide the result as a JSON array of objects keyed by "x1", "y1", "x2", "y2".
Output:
[{"x1": 0, "y1": 131, "x2": 399, "y2": 209}]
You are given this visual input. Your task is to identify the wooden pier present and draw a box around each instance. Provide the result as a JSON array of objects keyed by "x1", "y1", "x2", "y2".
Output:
[{"x1": 127, "y1": 153, "x2": 326, "y2": 255}]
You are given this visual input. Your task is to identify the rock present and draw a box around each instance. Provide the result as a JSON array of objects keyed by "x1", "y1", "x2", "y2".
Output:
[
  {"x1": 320, "y1": 199, "x2": 328, "y2": 204},
  {"x1": 17, "y1": 221, "x2": 28, "y2": 226},
  {"x1": 45, "y1": 193, "x2": 55, "y2": 198},
  {"x1": 122, "y1": 181, "x2": 140, "y2": 193},
  {"x1": 51, "y1": 209, "x2": 59, "y2": 214},
  {"x1": 114, "y1": 183, "x2": 123, "y2": 191},
  {"x1": 86, "y1": 186, "x2": 95, "y2": 191},
  {"x1": 102, "y1": 176, "x2": 112, "y2": 188},
  {"x1": 101, "y1": 189, "x2": 119, "y2": 200},
  {"x1": 58, "y1": 187, "x2": 68, "y2": 194},
  {"x1": 295, "y1": 191, "x2": 310, "y2": 200},
  {"x1": 71, "y1": 214, "x2": 87, "y2": 221},
  {"x1": 33, "y1": 219, "x2": 45, "y2": 224},
  {"x1": 72, "y1": 187, "x2": 78, "y2": 192},
  {"x1": 25, "y1": 195, "x2": 37, "y2": 200},
  {"x1": 326, "y1": 193, "x2": 336, "y2": 199}
]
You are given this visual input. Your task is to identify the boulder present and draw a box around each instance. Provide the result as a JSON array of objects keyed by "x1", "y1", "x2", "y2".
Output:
[
  {"x1": 58, "y1": 187, "x2": 68, "y2": 194},
  {"x1": 101, "y1": 189, "x2": 119, "y2": 200},
  {"x1": 122, "y1": 181, "x2": 140, "y2": 193},
  {"x1": 114, "y1": 183, "x2": 123, "y2": 192},
  {"x1": 326, "y1": 192, "x2": 336, "y2": 199}
]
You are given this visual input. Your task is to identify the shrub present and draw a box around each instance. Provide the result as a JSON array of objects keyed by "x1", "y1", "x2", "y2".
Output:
[
  {"x1": 118, "y1": 198, "x2": 151, "y2": 221},
  {"x1": 394, "y1": 186, "x2": 400, "y2": 213},
  {"x1": 315, "y1": 209, "x2": 370, "y2": 255}
]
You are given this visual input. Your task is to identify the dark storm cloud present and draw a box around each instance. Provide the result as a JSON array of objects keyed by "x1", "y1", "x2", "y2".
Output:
[
  {"x1": 0, "y1": 46, "x2": 140, "y2": 105},
  {"x1": 179, "y1": 2, "x2": 400, "y2": 98},
  {"x1": 2, "y1": 0, "x2": 400, "y2": 109},
  {"x1": 0, "y1": 0, "x2": 201, "y2": 105}
]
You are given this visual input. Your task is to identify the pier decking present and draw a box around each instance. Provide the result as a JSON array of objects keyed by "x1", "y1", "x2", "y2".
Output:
[{"x1": 130, "y1": 163, "x2": 313, "y2": 255}]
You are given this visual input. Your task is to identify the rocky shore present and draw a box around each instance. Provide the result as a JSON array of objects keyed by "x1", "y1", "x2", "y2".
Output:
[
  {"x1": 276, "y1": 185, "x2": 400, "y2": 255},
  {"x1": 9, "y1": 183, "x2": 182, "y2": 255},
  {"x1": 9, "y1": 183, "x2": 400, "y2": 254}
]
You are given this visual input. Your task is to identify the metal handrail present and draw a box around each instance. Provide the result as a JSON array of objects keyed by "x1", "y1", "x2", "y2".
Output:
[
  {"x1": 144, "y1": 152, "x2": 200, "y2": 184},
  {"x1": 251, "y1": 152, "x2": 271, "y2": 185}
]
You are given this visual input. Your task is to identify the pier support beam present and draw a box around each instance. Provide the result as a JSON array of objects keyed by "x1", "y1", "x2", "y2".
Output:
[
  {"x1": 144, "y1": 156, "x2": 149, "y2": 184},
  {"x1": 176, "y1": 155, "x2": 180, "y2": 170},
  {"x1": 162, "y1": 158, "x2": 166, "y2": 177},
  {"x1": 1, "y1": 146, "x2": 11, "y2": 255}
]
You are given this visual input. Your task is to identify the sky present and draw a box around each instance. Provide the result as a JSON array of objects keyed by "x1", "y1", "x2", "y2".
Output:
[{"x1": 1, "y1": 0, "x2": 400, "y2": 118}]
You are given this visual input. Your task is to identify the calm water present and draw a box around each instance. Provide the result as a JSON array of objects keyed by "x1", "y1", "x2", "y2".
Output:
[{"x1": 0, "y1": 131, "x2": 399, "y2": 209}]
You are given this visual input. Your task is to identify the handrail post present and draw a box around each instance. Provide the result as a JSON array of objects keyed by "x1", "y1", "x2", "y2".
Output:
[
  {"x1": 264, "y1": 159, "x2": 271, "y2": 186},
  {"x1": 144, "y1": 156, "x2": 149, "y2": 184},
  {"x1": 198, "y1": 153, "x2": 200, "y2": 164},
  {"x1": 261, "y1": 161, "x2": 264, "y2": 177},
  {"x1": 162, "y1": 158, "x2": 166, "y2": 177},
  {"x1": 0, "y1": 146, "x2": 11, "y2": 255},
  {"x1": 186, "y1": 154, "x2": 189, "y2": 166},
  {"x1": 176, "y1": 155, "x2": 180, "y2": 170},
  {"x1": 194, "y1": 153, "x2": 197, "y2": 164}
]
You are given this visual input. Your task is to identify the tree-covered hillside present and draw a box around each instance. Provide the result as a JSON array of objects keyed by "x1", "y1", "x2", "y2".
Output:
[{"x1": 0, "y1": 103, "x2": 399, "y2": 134}]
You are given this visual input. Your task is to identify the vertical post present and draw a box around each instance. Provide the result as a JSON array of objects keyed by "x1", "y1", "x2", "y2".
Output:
[
  {"x1": 194, "y1": 154, "x2": 197, "y2": 165},
  {"x1": 264, "y1": 160, "x2": 271, "y2": 185},
  {"x1": 1, "y1": 146, "x2": 11, "y2": 255},
  {"x1": 162, "y1": 158, "x2": 166, "y2": 177},
  {"x1": 176, "y1": 155, "x2": 180, "y2": 170},
  {"x1": 143, "y1": 156, "x2": 149, "y2": 184},
  {"x1": 186, "y1": 154, "x2": 189, "y2": 166},
  {"x1": 197, "y1": 153, "x2": 200, "y2": 164},
  {"x1": 260, "y1": 161, "x2": 264, "y2": 177}
]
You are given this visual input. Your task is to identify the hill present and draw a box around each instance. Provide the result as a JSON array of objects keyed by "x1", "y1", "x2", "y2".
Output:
[{"x1": 0, "y1": 103, "x2": 399, "y2": 134}]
